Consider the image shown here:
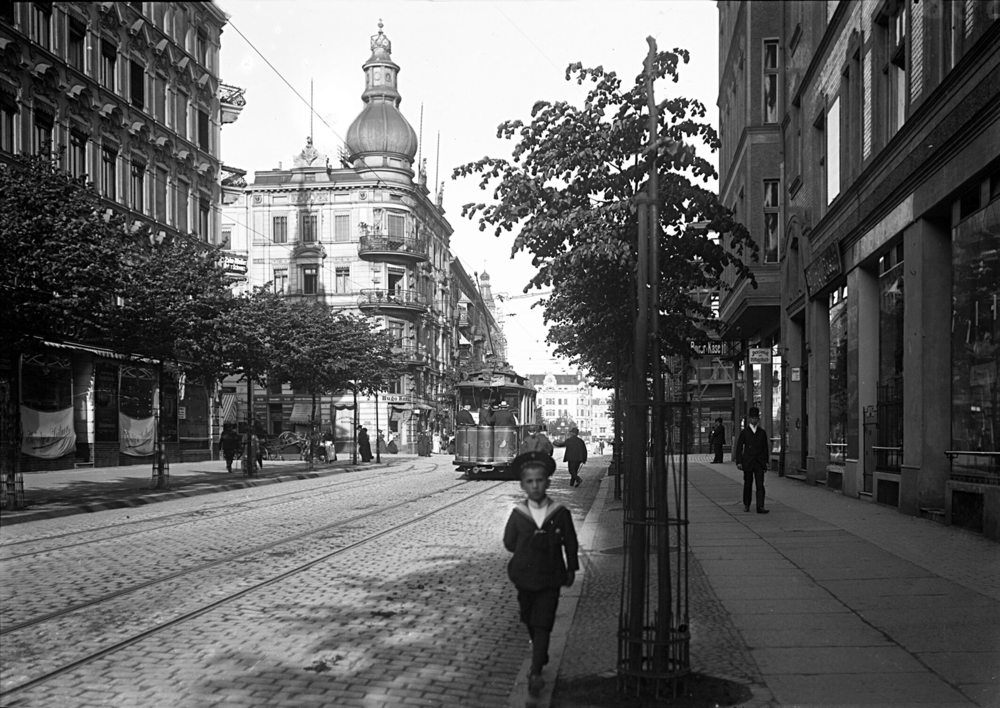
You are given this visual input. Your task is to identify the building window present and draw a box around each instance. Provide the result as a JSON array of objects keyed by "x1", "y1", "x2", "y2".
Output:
[
  {"x1": 273, "y1": 268, "x2": 288, "y2": 294},
  {"x1": 68, "y1": 18, "x2": 86, "y2": 72},
  {"x1": 763, "y1": 180, "x2": 780, "y2": 263},
  {"x1": 198, "y1": 196, "x2": 210, "y2": 241},
  {"x1": 176, "y1": 180, "x2": 189, "y2": 232},
  {"x1": 154, "y1": 166, "x2": 168, "y2": 222},
  {"x1": 301, "y1": 213, "x2": 318, "y2": 243},
  {"x1": 196, "y1": 29, "x2": 208, "y2": 67},
  {"x1": 101, "y1": 146, "x2": 117, "y2": 200},
  {"x1": 762, "y1": 39, "x2": 778, "y2": 123},
  {"x1": 33, "y1": 110, "x2": 53, "y2": 155},
  {"x1": 68, "y1": 131, "x2": 87, "y2": 178},
  {"x1": 273, "y1": 215, "x2": 288, "y2": 243},
  {"x1": 826, "y1": 97, "x2": 841, "y2": 205},
  {"x1": 130, "y1": 161, "x2": 145, "y2": 213},
  {"x1": 100, "y1": 40, "x2": 117, "y2": 91},
  {"x1": 0, "y1": 2, "x2": 14, "y2": 24},
  {"x1": 334, "y1": 213, "x2": 350, "y2": 242},
  {"x1": 153, "y1": 74, "x2": 166, "y2": 124},
  {"x1": 335, "y1": 266, "x2": 350, "y2": 293},
  {"x1": 0, "y1": 98, "x2": 16, "y2": 154},
  {"x1": 175, "y1": 91, "x2": 188, "y2": 139},
  {"x1": 387, "y1": 376, "x2": 402, "y2": 395},
  {"x1": 29, "y1": 2, "x2": 51, "y2": 50},
  {"x1": 130, "y1": 60, "x2": 145, "y2": 110},
  {"x1": 387, "y1": 212, "x2": 405, "y2": 240},
  {"x1": 197, "y1": 108, "x2": 209, "y2": 151},
  {"x1": 221, "y1": 226, "x2": 232, "y2": 248},
  {"x1": 302, "y1": 265, "x2": 319, "y2": 295}
]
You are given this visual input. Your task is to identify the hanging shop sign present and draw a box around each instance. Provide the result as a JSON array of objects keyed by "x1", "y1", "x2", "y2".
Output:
[
  {"x1": 804, "y1": 240, "x2": 843, "y2": 297},
  {"x1": 692, "y1": 341, "x2": 725, "y2": 356},
  {"x1": 749, "y1": 348, "x2": 773, "y2": 364},
  {"x1": 791, "y1": 367, "x2": 801, "y2": 382}
]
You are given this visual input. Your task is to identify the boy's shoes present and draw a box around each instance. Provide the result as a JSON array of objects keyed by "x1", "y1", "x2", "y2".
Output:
[
  {"x1": 757, "y1": 508, "x2": 770, "y2": 514},
  {"x1": 744, "y1": 505, "x2": 750, "y2": 512},
  {"x1": 528, "y1": 673, "x2": 544, "y2": 697}
]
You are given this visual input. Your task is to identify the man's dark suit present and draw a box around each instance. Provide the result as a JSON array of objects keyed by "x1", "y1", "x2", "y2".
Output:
[
  {"x1": 456, "y1": 409, "x2": 475, "y2": 426},
  {"x1": 734, "y1": 424, "x2": 770, "y2": 510}
]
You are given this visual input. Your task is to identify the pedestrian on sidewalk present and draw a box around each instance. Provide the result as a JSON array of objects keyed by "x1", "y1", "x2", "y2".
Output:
[
  {"x1": 561, "y1": 426, "x2": 588, "y2": 487},
  {"x1": 503, "y1": 451, "x2": 579, "y2": 698},
  {"x1": 734, "y1": 406, "x2": 770, "y2": 513},
  {"x1": 520, "y1": 423, "x2": 554, "y2": 456},
  {"x1": 220, "y1": 423, "x2": 240, "y2": 473},
  {"x1": 710, "y1": 417, "x2": 726, "y2": 463}
]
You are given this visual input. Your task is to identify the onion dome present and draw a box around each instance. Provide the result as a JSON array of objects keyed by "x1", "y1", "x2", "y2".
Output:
[{"x1": 344, "y1": 21, "x2": 419, "y2": 167}]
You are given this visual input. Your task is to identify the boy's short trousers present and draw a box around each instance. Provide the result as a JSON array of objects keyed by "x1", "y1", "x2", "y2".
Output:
[{"x1": 517, "y1": 586, "x2": 561, "y2": 631}]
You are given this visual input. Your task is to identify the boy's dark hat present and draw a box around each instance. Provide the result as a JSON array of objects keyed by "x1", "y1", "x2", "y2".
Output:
[
  {"x1": 512, "y1": 451, "x2": 556, "y2": 477},
  {"x1": 569, "y1": 426, "x2": 579, "y2": 433},
  {"x1": 748, "y1": 406, "x2": 760, "y2": 418}
]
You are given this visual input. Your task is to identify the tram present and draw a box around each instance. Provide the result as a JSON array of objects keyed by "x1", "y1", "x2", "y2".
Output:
[{"x1": 453, "y1": 366, "x2": 537, "y2": 479}]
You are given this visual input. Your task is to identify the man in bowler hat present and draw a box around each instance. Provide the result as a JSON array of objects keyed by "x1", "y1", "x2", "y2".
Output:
[{"x1": 734, "y1": 406, "x2": 770, "y2": 513}]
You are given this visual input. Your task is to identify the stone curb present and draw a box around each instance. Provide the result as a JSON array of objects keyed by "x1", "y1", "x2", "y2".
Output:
[
  {"x1": 0, "y1": 461, "x2": 398, "y2": 527},
  {"x1": 508, "y1": 472, "x2": 613, "y2": 707}
]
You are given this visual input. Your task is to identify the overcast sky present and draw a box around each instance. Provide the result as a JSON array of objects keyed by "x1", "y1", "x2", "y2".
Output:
[{"x1": 216, "y1": 0, "x2": 720, "y2": 377}]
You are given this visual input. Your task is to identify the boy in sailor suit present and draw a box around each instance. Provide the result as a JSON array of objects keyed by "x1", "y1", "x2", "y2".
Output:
[{"x1": 503, "y1": 451, "x2": 580, "y2": 698}]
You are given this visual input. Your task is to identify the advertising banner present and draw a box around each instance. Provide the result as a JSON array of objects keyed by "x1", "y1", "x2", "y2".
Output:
[
  {"x1": 21, "y1": 406, "x2": 77, "y2": 459},
  {"x1": 119, "y1": 413, "x2": 156, "y2": 456}
]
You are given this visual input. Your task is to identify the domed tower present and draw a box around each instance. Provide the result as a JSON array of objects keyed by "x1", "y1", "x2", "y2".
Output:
[{"x1": 344, "y1": 21, "x2": 419, "y2": 184}]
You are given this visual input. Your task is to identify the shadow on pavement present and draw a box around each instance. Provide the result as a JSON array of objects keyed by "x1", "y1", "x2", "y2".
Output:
[{"x1": 551, "y1": 672, "x2": 754, "y2": 707}]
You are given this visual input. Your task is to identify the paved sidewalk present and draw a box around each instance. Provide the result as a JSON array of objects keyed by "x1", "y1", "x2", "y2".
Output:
[
  {"x1": 546, "y1": 457, "x2": 999, "y2": 708},
  {"x1": 0, "y1": 454, "x2": 409, "y2": 526}
]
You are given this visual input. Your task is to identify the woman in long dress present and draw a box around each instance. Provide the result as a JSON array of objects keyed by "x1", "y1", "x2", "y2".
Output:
[{"x1": 358, "y1": 428, "x2": 373, "y2": 462}]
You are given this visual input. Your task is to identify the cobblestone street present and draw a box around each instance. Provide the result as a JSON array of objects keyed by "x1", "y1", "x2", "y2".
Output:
[{"x1": 0, "y1": 457, "x2": 600, "y2": 707}]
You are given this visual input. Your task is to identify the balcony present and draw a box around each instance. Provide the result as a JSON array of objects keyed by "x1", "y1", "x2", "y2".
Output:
[
  {"x1": 357, "y1": 289, "x2": 428, "y2": 317},
  {"x1": 218, "y1": 83, "x2": 246, "y2": 125},
  {"x1": 391, "y1": 343, "x2": 429, "y2": 367},
  {"x1": 357, "y1": 233, "x2": 428, "y2": 266},
  {"x1": 221, "y1": 165, "x2": 247, "y2": 205}
]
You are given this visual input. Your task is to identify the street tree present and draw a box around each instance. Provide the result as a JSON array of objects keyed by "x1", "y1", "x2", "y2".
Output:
[
  {"x1": 1, "y1": 152, "x2": 130, "y2": 487},
  {"x1": 453, "y1": 49, "x2": 756, "y2": 386}
]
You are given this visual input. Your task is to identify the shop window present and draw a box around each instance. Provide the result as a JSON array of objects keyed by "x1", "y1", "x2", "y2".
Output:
[
  {"x1": 877, "y1": 244, "x2": 904, "y2": 471},
  {"x1": 951, "y1": 198, "x2": 1000, "y2": 475},
  {"x1": 762, "y1": 39, "x2": 778, "y2": 124},
  {"x1": 68, "y1": 17, "x2": 86, "y2": 71},
  {"x1": 273, "y1": 215, "x2": 287, "y2": 243},
  {"x1": 828, "y1": 284, "x2": 848, "y2": 465},
  {"x1": 763, "y1": 180, "x2": 780, "y2": 262}
]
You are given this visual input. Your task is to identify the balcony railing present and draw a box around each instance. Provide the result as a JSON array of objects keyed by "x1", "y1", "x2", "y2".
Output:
[
  {"x1": 391, "y1": 344, "x2": 428, "y2": 366},
  {"x1": 357, "y1": 289, "x2": 428, "y2": 314},
  {"x1": 219, "y1": 83, "x2": 246, "y2": 124},
  {"x1": 220, "y1": 165, "x2": 247, "y2": 205},
  {"x1": 358, "y1": 233, "x2": 428, "y2": 264}
]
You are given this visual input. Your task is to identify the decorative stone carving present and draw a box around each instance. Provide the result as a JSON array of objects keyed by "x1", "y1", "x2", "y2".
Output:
[{"x1": 293, "y1": 136, "x2": 325, "y2": 167}]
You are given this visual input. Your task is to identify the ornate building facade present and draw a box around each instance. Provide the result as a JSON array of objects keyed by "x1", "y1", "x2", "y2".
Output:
[
  {"x1": 222, "y1": 23, "x2": 502, "y2": 453},
  {"x1": 718, "y1": 1, "x2": 1000, "y2": 539},
  {"x1": 1, "y1": 1, "x2": 245, "y2": 471}
]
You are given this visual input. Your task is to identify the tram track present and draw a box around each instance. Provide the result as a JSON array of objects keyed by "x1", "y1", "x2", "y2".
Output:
[
  {"x1": 1, "y1": 474, "x2": 474, "y2": 635},
  {"x1": 0, "y1": 479, "x2": 508, "y2": 700},
  {"x1": 0, "y1": 462, "x2": 430, "y2": 560}
]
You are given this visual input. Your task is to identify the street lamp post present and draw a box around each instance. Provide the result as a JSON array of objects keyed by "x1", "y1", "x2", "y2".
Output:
[{"x1": 375, "y1": 389, "x2": 381, "y2": 463}]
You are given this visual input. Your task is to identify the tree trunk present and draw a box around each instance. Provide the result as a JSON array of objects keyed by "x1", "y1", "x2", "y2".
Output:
[{"x1": 0, "y1": 352, "x2": 23, "y2": 508}]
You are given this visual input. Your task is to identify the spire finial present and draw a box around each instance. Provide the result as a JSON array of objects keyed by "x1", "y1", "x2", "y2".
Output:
[{"x1": 371, "y1": 19, "x2": 391, "y2": 53}]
